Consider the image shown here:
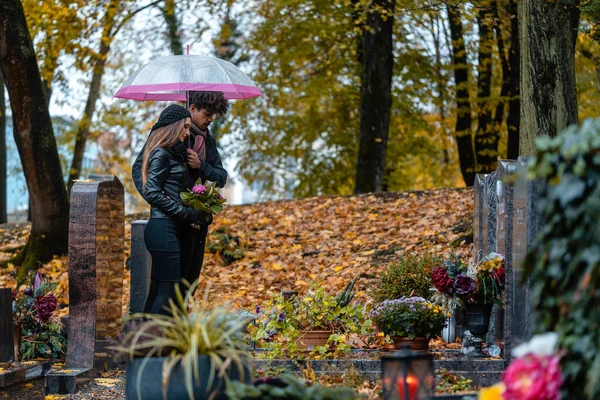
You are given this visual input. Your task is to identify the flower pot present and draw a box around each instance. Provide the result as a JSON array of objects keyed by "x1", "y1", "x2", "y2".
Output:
[
  {"x1": 297, "y1": 330, "x2": 332, "y2": 351},
  {"x1": 126, "y1": 355, "x2": 250, "y2": 400},
  {"x1": 391, "y1": 337, "x2": 430, "y2": 352},
  {"x1": 465, "y1": 303, "x2": 493, "y2": 337}
]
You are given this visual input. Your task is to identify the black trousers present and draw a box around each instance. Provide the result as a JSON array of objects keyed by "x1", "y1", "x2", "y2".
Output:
[
  {"x1": 180, "y1": 222, "x2": 208, "y2": 291},
  {"x1": 143, "y1": 218, "x2": 208, "y2": 315}
]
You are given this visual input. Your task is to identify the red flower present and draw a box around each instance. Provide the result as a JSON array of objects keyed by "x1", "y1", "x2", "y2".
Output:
[
  {"x1": 33, "y1": 293, "x2": 58, "y2": 323},
  {"x1": 11, "y1": 289, "x2": 18, "y2": 301},
  {"x1": 493, "y1": 268, "x2": 506, "y2": 286},
  {"x1": 431, "y1": 267, "x2": 453, "y2": 293}
]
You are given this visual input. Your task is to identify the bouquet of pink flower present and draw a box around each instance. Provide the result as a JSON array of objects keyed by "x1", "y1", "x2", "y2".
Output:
[
  {"x1": 478, "y1": 333, "x2": 563, "y2": 400},
  {"x1": 180, "y1": 179, "x2": 227, "y2": 225}
]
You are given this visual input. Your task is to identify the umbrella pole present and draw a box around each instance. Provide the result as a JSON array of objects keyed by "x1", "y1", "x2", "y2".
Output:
[{"x1": 186, "y1": 91, "x2": 191, "y2": 148}]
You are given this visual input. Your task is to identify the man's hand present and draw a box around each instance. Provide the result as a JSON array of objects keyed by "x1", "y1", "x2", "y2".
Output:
[{"x1": 186, "y1": 149, "x2": 201, "y2": 169}]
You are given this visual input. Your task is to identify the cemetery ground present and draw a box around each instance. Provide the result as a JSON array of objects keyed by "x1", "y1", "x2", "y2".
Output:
[{"x1": 0, "y1": 187, "x2": 474, "y2": 399}]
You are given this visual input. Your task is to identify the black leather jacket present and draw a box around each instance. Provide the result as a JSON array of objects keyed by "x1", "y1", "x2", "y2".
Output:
[{"x1": 138, "y1": 142, "x2": 205, "y2": 224}]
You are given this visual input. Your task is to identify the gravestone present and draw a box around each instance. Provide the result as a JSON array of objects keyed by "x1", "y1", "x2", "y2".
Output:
[
  {"x1": 495, "y1": 160, "x2": 516, "y2": 353},
  {"x1": 46, "y1": 174, "x2": 124, "y2": 394},
  {"x1": 503, "y1": 157, "x2": 536, "y2": 362},
  {"x1": 478, "y1": 174, "x2": 490, "y2": 256},
  {"x1": 483, "y1": 171, "x2": 501, "y2": 346},
  {"x1": 473, "y1": 175, "x2": 486, "y2": 263},
  {"x1": 130, "y1": 220, "x2": 151, "y2": 314},
  {"x1": 484, "y1": 171, "x2": 498, "y2": 254},
  {"x1": 0, "y1": 288, "x2": 14, "y2": 362}
]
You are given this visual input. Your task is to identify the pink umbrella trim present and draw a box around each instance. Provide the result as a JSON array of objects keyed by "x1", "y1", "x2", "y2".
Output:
[{"x1": 114, "y1": 82, "x2": 262, "y2": 101}]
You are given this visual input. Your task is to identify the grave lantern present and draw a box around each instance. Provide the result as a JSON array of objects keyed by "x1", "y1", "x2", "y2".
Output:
[{"x1": 381, "y1": 345, "x2": 434, "y2": 400}]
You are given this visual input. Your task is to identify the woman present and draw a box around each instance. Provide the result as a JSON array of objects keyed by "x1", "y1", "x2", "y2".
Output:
[{"x1": 138, "y1": 104, "x2": 207, "y2": 315}]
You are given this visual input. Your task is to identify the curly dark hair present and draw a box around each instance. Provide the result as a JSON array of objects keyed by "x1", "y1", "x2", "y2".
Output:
[{"x1": 189, "y1": 91, "x2": 229, "y2": 115}]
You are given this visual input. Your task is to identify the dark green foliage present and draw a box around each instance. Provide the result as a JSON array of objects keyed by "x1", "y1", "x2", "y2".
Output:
[
  {"x1": 525, "y1": 119, "x2": 600, "y2": 399},
  {"x1": 20, "y1": 321, "x2": 65, "y2": 360},
  {"x1": 225, "y1": 374, "x2": 360, "y2": 400},
  {"x1": 207, "y1": 227, "x2": 245, "y2": 265},
  {"x1": 371, "y1": 253, "x2": 441, "y2": 302}
]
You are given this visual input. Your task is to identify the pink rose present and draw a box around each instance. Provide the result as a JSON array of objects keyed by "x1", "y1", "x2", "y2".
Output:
[
  {"x1": 502, "y1": 354, "x2": 563, "y2": 400},
  {"x1": 192, "y1": 185, "x2": 206, "y2": 194}
]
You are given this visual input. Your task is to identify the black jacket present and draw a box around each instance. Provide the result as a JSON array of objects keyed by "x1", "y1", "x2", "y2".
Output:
[{"x1": 134, "y1": 142, "x2": 205, "y2": 224}]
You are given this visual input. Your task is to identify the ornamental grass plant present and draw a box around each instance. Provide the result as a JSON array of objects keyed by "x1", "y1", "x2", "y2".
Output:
[{"x1": 113, "y1": 281, "x2": 251, "y2": 400}]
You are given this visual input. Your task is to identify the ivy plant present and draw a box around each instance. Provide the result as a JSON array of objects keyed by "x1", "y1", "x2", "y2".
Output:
[{"x1": 525, "y1": 118, "x2": 600, "y2": 399}]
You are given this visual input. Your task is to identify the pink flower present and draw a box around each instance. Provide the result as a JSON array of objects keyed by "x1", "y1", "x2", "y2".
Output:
[
  {"x1": 192, "y1": 185, "x2": 206, "y2": 194},
  {"x1": 217, "y1": 193, "x2": 223, "y2": 200},
  {"x1": 502, "y1": 354, "x2": 563, "y2": 400}
]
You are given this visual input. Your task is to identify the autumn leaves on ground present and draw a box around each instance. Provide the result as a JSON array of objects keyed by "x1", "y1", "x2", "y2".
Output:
[{"x1": 0, "y1": 188, "x2": 473, "y2": 314}]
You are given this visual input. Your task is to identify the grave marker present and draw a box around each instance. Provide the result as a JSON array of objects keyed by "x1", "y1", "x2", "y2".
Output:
[
  {"x1": 46, "y1": 174, "x2": 124, "y2": 394},
  {"x1": 0, "y1": 288, "x2": 14, "y2": 362},
  {"x1": 473, "y1": 175, "x2": 486, "y2": 262},
  {"x1": 129, "y1": 220, "x2": 151, "y2": 314}
]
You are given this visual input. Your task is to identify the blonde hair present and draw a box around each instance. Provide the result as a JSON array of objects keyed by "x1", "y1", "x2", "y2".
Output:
[{"x1": 142, "y1": 119, "x2": 185, "y2": 190}]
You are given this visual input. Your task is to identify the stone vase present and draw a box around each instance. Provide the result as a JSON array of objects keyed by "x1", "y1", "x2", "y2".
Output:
[{"x1": 466, "y1": 303, "x2": 494, "y2": 337}]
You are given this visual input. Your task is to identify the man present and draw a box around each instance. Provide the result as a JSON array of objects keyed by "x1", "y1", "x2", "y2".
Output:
[{"x1": 132, "y1": 91, "x2": 229, "y2": 293}]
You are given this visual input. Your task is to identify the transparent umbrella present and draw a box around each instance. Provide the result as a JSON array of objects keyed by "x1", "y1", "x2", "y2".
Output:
[{"x1": 114, "y1": 54, "x2": 262, "y2": 102}]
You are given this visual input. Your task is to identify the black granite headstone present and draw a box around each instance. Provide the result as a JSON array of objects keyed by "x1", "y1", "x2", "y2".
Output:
[
  {"x1": 505, "y1": 157, "x2": 536, "y2": 361},
  {"x1": 473, "y1": 175, "x2": 486, "y2": 263},
  {"x1": 495, "y1": 160, "x2": 516, "y2": 353},
  {"x1": 0, "y1": 288, "x2": 14, "y2": 362},
  {"x1": 129, "y1": 220, "x2": 151, "y2": 314}
]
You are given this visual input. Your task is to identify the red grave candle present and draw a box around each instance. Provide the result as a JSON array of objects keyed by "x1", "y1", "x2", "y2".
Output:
[{"x1": 397, "y1": 374, "x2": 419, "y2": 400}]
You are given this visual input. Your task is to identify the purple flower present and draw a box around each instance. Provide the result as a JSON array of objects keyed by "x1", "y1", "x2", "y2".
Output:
[
  {"x1": 454, "y1": 275, "x2": 476, "y2": 295},
  {"x1": 24, "y1": 287, "x2": 33, "y2": 297},
  {"x1": 192, "y1": 185, "x2": 206, "y2": 194},
  {"x1": 255, "y1": 305, "x2": 261, "y2": 314},
  {"x1": 277, "y1": 312, "x2": 286, "y2": 322}
]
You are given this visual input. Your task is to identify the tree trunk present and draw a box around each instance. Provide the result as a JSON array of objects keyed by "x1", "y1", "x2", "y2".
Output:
[
  {"x1": 519, "y1": 0, "x2": 580, "y2": 156},
  {"x1": 474, "y1": 7, "x2": 496, "y2": 173},
  {"x1": 162, "y1": 0, "x2": 183, "y2": 55},
  {"x1": 431, "y1": 12, "x2": 450, "y2": 164},
  {"x1": 0, "y1": 0, "x2": 69, "y2": 279},
  {"x1": 67, "y1": 0, "x2": 119, "y2": 191},
  {"x1": 447, "y1": 4, "x2": 475, "y2": 186},
  {"x1": 354, "y1": 0, "x2": 395, "y2": 194},
  {"x1": 506, "y1": 0, "x2": 520, "y2": 160},
  {"x1": 0, "y1": 72, "x2": 6, "y2": 224},
  {"x1": 491, "y1": 0, "x2": 519, "y2": 161}
]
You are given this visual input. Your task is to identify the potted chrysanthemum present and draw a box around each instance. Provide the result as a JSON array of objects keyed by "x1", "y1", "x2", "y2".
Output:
[
  {"x1": 370, "y1": 296, "x2": 448, "y2": 351},
  {"x1": 114, "y1": 281, "x2": 251, "y2": 400}
]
